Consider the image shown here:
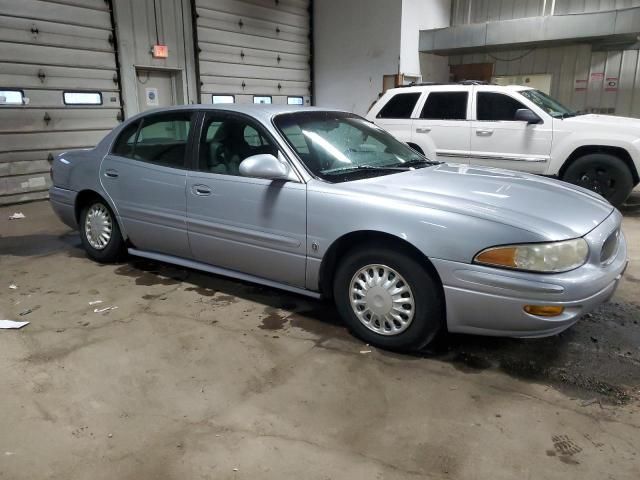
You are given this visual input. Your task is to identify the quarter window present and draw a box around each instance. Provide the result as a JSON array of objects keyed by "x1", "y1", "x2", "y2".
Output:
[
  {"x1": 420, "y1": 92, "x2": 468, "y2": 120},
  {"x1": 477, "y1": 92, "x2": 527, "y2": 121},
  {"x1": 376, "y1": 92, "x2": 420, "y2": 119},
  {"x1": 112, "y1": 112, "x2": 192, "y2": 168}
]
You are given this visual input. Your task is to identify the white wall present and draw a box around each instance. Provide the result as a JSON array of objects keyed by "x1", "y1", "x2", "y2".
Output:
[
  {"x1": 400, "y1": 0, "x2": 451, "y2": 77},
  {"x1": 313, "y1": 0, "x2": 403, "y2": 115}
]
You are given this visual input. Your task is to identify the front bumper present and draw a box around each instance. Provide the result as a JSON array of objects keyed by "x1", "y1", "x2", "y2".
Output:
[{"x1": 431, "y1": 211, "x2": 628, "y2": 338}]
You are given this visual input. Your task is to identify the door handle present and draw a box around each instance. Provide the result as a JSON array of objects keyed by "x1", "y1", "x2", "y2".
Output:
[
  {"x1": 192, "y1": 184, "x2": 212, "y2": 196},
  {"x1": 476, "y1": 129, "x2": 494, "y2": 136},
  {"x1": 104, "y1": 169, "x2": 119, "y2": 178},
  {"x1": 415, "y1": 127, "x2": 431, "y2": 134}
]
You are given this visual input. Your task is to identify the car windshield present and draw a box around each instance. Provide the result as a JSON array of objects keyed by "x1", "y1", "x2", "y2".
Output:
[
  {"x1": 273, "y1": 111, "x2": 437, "y2": 182},
  {"x1": 519, "y1": 89, "x2": 577, "y2": 118}
]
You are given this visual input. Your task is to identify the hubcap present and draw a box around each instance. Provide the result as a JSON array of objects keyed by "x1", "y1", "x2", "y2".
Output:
[
  {"x1": 349, "y1": 264, "x2": 415, "y2": 336},
  {"x1": 84, "y1": 203, "x2": 112, "y2": 250}
]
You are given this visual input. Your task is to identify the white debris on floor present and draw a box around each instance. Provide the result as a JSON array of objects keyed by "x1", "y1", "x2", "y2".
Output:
[
  {"x1": 8, "y1": 212, "x2": 25, "y2": 220},
  {"x1": 0, "y1": 320, "x2": 29, "y2": 329}
]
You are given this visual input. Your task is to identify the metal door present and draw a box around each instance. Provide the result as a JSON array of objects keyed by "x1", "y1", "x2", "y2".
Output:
[{"x1": 0, "y1": 0, "x2": 122, "y2": 204}]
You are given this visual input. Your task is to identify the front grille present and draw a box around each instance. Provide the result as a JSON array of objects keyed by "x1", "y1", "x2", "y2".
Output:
[{"x1": 600, "y1": 229, "x2": 620, "y2": 265}]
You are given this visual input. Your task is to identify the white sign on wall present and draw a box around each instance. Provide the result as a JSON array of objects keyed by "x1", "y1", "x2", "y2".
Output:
[{"x1": 145, "y1": 87, "x2": 159, "y2": 106}]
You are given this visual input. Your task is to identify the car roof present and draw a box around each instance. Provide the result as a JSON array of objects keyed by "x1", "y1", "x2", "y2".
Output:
[{"x1": 128, "y1": 104, "x2": 351, "y2": 123}]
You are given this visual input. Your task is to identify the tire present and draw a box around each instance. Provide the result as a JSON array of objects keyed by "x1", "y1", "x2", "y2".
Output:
[
  {"x1": 333, "y1": 246, "x2": 445, "y2": 352},
  {"x1": 79, "y1": 199, "x2": 126, "y2": 263},
  {"x1": 562, "y1": 153, "x2": 634, "y2": 208}
]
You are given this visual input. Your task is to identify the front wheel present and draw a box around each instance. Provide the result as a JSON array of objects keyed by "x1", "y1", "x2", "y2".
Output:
[
  {"x1": 333, "y1": 246, "x2": 445, "y2": 352},
  {"x1": 79, "y1": 200, "x2": 126, "y2": 263},
  {"x1": 562, "y1": 153, "x2": 634, "y2": 207}
]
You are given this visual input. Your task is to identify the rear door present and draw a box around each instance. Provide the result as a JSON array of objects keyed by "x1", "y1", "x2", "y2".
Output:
[
  {"x1": 372, "y1": 91, "x2": 421, "y2": 146},
  {"x1": 411, "y1": 88, "x2": 471, "y2": 163},
  {"x1": 100, "y1": 111, "x2": 195, "y2": 258},
  {"x1": 186, "y1": 111, "x2": 307, "y2": 287},
  {"x1": 469, "y1": 89, "x2": 552, "y2": 173}
]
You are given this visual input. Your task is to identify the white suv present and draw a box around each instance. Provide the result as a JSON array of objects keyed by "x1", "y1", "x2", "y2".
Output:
[{"x1": 366, "y1": 83, "x2": 640, "y2": 207}]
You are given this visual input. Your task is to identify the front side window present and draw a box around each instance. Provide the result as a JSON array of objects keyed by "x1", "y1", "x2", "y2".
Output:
[
  {"x1": 111, "y1": 112, "x2": 192, "y2": 168},
  {"x1": 519, "y1": 89, "x2": 575, "y2": 118},
  {"x1": 477, "y1": 92, "x2": 527, "y2": 121},
  {"x1": 274, "y1": 111, "x2": 434, "y2": 183},
  {"x1": 421, "y1": 92, "x2": 468, "y2": 120},
  {"x1": 376, "y1": 92, "x2": 421, "y2": 119},
  {"x1": 198, "y1": 114, "x2": 278, "y2": 175}
]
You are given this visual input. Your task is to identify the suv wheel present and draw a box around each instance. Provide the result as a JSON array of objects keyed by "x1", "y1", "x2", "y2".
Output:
[
  {"x1": 79, "y1": 200, "x2": 125, "y2": 262},
  {"x1": 562, "y1": 153, "x2": 634, "y2": 207},
  {"x1": 333, "y1": 246, "x2": 444, "y2": 352}
]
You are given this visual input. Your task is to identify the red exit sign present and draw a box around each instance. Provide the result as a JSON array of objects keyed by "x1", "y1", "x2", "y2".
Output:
[{"x1": 152, "y1": 45, "x2": 168, "y2": 59}]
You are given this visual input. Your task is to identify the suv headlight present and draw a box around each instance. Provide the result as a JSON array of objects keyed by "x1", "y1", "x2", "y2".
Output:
[{"x1": 474, "y1": 238, "x2": 589, "y2": 273}]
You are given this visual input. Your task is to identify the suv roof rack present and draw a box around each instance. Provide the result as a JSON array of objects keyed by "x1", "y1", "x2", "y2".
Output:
[{"x1": 397, "y1": 80, "x2": 491, "y2": 88}]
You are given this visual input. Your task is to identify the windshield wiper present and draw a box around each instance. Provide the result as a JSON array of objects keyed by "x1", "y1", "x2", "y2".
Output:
[
  {"x1": 395, "y1": 158, "x2": 441, "y2": 168},
  {"x1": 323, "y1": 164, "x2": 410, "y2": 175},
  {"x1": 560, "y1": 112, "x2": 578, "y2": 118}
]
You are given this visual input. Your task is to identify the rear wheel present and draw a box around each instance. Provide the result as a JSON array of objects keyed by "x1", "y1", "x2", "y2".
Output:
[
  {"x1": 562, "y1": 153, "x2": 634, "y2": 207},
  {"x1": 333, "y1": 246, "x2": 444, "y2": 352},
  {"x1": 79, "y1": 200, "x2": 125, "y2": 263}
]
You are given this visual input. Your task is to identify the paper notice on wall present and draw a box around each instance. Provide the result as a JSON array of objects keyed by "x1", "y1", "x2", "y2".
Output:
[
  {"x1": 145, "y1": 87, "x2": 159, "y2": 106},
  {"x1": 604, "y1": 77, "x2": 618, "y2": 92}
]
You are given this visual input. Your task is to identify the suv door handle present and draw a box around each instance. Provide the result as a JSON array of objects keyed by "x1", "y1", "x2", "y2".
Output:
[
  {"x1": 415, "y1": 127, "x2": 431, "y2": 134},
  {"x1": 192, "y1": 184, "x2": 212, "y2": 196},
  {"x1": 104, "y1": 169, "x2": 119, "y2": 178},
  {"x1": 476, "y1": 129, "x2": 494, "y2": 136}
]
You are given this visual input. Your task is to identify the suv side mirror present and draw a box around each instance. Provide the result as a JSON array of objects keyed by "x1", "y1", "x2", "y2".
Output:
[
  {"x1": 514, "y1": 108, "x2": 541, "y2": 124},
  {"x1": 239, "y1": 153, "x2": 295, "y2": 181}
]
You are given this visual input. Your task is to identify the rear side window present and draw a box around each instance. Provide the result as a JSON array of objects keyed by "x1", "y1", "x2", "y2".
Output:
[
  {"x1": 420, "y1": 92, "x2": 468, "y2": 120},
  {"x1": 376, "y1": 92, "x2": 420, "y2": 119},
  {"x1": 111, "y1": 113, "x2": 192, "y2": 168},
  {"x1": 477, "y1": 92, "x2": 527, "y2": 121},
  {"x1": 112, "y1": 121, "x2": 140, "y2": 157}
]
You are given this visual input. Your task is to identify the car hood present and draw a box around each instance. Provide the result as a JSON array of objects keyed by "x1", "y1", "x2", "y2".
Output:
[
  {"x1": 342, "y1": 164, "x2": 613, "y2": 240},
  {"x1": 561, "y1": 113, "x2": 640, "y2": 132}
]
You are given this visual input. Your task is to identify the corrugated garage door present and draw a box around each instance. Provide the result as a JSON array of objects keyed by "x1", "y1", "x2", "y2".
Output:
[
  {"x1": 0, "y1": 0, "x2": 122, "y2": 204},
  {"x1": 194, "y1": 0, "x2": 311, "y2": 106}
]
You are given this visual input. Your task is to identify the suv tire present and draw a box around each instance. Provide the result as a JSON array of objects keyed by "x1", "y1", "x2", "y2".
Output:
[
  {"x1": 333, "y1": 246, "x2": 444, "y2": 352},
  {"x1": 562, "y1": 153, "x2": 633, "y2": 207}
]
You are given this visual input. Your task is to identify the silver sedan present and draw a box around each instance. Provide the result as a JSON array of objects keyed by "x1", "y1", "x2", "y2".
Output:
[{"x1": 50, "y1": 105, "x2": 628, "y2": 351}]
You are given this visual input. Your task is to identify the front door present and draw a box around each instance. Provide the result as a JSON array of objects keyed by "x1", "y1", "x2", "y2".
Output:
[
  {"x1": 469, "y1": 91, "x2": 552, "y2": 173},
  {"x1": 412, "y1": 89, "x2": 471, "y2": 163},
  {"x1": 100, "y1": 111, "x2": 195, "y2": 258},
  {"x1": 186, "y1": 111, "x2": 307, "y2": 287}
]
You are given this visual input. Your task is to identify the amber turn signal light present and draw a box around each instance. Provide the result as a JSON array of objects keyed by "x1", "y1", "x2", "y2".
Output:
[{"x1": 523, "y1": 305, "x2": 565, "y2": 317}]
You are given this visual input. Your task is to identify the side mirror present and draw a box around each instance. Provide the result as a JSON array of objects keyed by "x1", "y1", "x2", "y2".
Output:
[
  {"x1": 514, "y1": 108, "x2": 541, "y2": 124},
  {"x1": 239, "y1": 153, "x2": 295, "y2": 181}
]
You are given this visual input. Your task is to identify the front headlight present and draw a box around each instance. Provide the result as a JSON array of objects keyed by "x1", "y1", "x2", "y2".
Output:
[{"x1": 474, "y1": 238, "x2": 589, "y2": 273}]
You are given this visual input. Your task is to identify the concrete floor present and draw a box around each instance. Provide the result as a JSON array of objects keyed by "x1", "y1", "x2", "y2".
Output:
[{"x1": 1, "y1": 194, "x2": 639, "y2": 480}]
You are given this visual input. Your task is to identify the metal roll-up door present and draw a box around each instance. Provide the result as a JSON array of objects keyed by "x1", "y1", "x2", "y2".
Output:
[
  {"x1": 194, "y1": 0, "x2": 311, "y2": 106},
  {"x1": 0, "y1": 0, "x2": 122, "y2": 204}
]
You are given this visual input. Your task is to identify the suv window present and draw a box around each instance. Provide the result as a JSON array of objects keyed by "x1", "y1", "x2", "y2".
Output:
[
  {"x1": 477, "y1": 92, "x2": 527, "y2": 121},
  {"x1": 199, "y1": 114, "x2": 278, "y2": 176},
  {"x1": 376, "y1": 92, "x2": 420, "y2": 119},
  {"x1": 421, "y1": 92, "x2": 468, "y2": 120}
]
